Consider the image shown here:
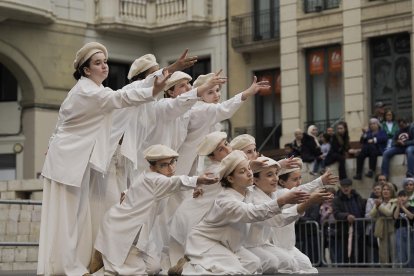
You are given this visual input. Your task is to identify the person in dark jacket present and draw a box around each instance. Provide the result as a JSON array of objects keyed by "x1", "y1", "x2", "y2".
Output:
[
  {"x1": 324, "y1": 121, "x2": 350, "y2": 180},
  {"x1": 381, "y1": 118, "x2": 414, "y2": 178},
  {"x1": 332, "y1": 178, "x2": 367, "y2": 264},
  {"x1": 353, "y1": 118, "x2": 388, "y2": 180}
]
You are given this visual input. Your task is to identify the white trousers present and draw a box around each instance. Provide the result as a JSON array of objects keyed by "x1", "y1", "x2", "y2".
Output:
[
  {"x1": 37, "y1": 169, "x2": 92, "y2": 276},
  {"x1": 248, "y1": 244, "x2": 298, "y2": 274},
  {"x1": 183, "y1": 244, "x2": 262, "y2": 275},
  {"x1": 103, "y1": 246, "x2": 160, "y2": 276}
]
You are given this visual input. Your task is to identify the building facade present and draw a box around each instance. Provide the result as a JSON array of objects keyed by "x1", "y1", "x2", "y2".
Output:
[
  {"x1": 0, "y1": 0, "x2": 227, "y2": 181},
  {"x1": 228, "y1": 0, "x2": 414, "y2": 152}
]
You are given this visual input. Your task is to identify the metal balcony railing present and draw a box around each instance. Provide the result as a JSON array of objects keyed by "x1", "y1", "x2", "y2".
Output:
[
  {"x1": 303, "y1": 0, "x2": 341, "y2": 13},
  {"x1": 231, "y1": 9, "x2": 280, "y2": 49}
]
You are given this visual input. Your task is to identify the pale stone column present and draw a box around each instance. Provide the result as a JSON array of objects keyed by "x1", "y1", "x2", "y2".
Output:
[
  {"x1": 342, "y1": 1, "x2": 364, "y2": 141},
  {"x1": 279, "y1": 0, "x2": 300, "y2": 146}
]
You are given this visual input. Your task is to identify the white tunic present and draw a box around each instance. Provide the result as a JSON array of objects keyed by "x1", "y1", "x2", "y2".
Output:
[
  {"x1": 183, "y1": 187, "x2": 283, "y2": 274},
  {"x1": 175, "y1": 93, "x2": 244, "y2": 176},
  {"x1": 270, "y1": 177, "x2": 323, "y2": 274},
  {"x1": 41, "y1": 76, "x2": 154, "y2": 187},
  {"x1": 94, "y1": 170, "x2": 198, "y2": 266}
]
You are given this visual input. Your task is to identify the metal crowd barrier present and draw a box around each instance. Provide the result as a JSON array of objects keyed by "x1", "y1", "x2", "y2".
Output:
[
  {"x1": 0, "y1": 199, "x2": 42, "y2": 247},
  {"x1": 295, "y1": 217, "x2": 413, "y2": 267}
]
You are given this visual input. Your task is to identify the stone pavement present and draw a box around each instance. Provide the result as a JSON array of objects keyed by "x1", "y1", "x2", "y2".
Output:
[{"x1": 1, "y1": 267, "x2": 414, "y2": 276}]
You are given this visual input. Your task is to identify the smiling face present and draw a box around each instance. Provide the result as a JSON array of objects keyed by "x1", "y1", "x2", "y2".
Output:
[
  {"x1": 226, "y1": 159, "x2": 253, "y2": 190},
  {"x1": 254, "y1": 166, "x2": 280, "y2": 196},
  {"x1": 279, "y1": 170, "x2": 302, "y2": 190},
  {"x1": 202, "y1": 85, "x2": 221, "y2": 104},
  {"x1": 83, "y1": 52, "x2": 109, "y2": 85}
]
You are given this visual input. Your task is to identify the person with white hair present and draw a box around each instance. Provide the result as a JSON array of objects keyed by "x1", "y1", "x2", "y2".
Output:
[
  {"x1": 271, "y1": 157, "x2": 338, "y2": 273},
  {"x1": 38, "y1": 42, "x2": 170, "y2": 276},
  {"x1": 353, "y1": 117, "x2": 388, "y2": 180},
  {"x1": 94, "y1": 144, "x2": 218, "y2": 275},
  {"x1": 175, "y1": 74, "x2": 269, "y2": 176},
  {"x1": 169, "y1": 150, "x2": 310, "y2": 275}
]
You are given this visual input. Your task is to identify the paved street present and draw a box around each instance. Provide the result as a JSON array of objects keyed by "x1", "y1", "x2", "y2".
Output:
[{"x1": 1, "y1": 267, "x2": 414, "y2": 276}]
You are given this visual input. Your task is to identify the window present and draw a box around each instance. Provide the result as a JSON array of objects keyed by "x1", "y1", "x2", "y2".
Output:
[
  {"x1": 306, "y1": 45, "x2": 343, "y2": 131},
  {"x1": 0, "y1": 63, "x2": 18, "y2": 102},
  {"x1": 254, "y1": 68, "x2": 281, "y2": 151},
  {"x1": 370, "y1": 33, "x2": 412, "y2": 121},
  {"x1": 253, "y1": 0, "x2": 279, "y2": 41},
  {"x1": 0, "y1": 154, "x2": 16, "y2": 181},
  {"x1": 303, "y1": 0, "x2": 340, "y2": 13},
  {"x1": 102, "y1": 61, "x2": 130, "y2": 90},
  {"x1": 182, "y1": 57, "x2": 211, "y2": 84}
]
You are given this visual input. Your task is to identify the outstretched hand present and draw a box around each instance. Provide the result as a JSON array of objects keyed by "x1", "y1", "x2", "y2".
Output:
[
  {"x1": 278, "y1": 156, "x2": 301, "y2": 170},
  {"x1": 321, "y1": 169, "x2": 339, "y2": 185},
  {"x1": 197, "y1": 174, "x2": 219, "y2": 185},
  {"x1": 241, "y1": 76, "x2": 271, "y2": 100},
  {"x1": 278, "y1": 189, "x2": 310, "y2": 206},
  {"x1": 197, "y1": 69, "x2": 227, "y2": 97},
  {"x1": 152, "y1": 69, "x2": 172, "y2": 96},
  {"x1": 167, "y1": 49, "x2": 198, "y2": 73}
]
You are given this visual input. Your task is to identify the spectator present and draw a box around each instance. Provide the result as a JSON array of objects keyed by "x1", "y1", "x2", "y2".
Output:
[
  {"x1": 326, "y1": 127, "x2": 335, "y2": 137},
  {"x1": 284, "y1": 143, "x2": 296, "y2": 158},
  {"x1": 332, "y1": 178, "x2": 366, "y2": 264},
  {"x1": 319, "y1": 187, "x2": 336, "y2": 265},
  {"x1": 312, "y1": 133, "x2": 331, "y2": 175},
  {"x1": 381, "y1": 118, "x2": 414, "y2": 178},
  {"x1": 364, "y1": 182, "x2": 382, "y2": 263},
  {"x1": 324, "y1": 121, "x2": 350, "y2": 180},
  {"x1": 402, "y1": 178, "x2": 414, "y2": 207},
  {"x1": 370, "y1": 182, "x2": 397, "y2": 264},
  {"x1": 393, "y1": 190, "x2": 414, "y2": 267},
  {"x1": 353, "y1": 118, "x2": 388, "y2": 180},
  {"x1": 292, "y1": 128, "x2": 303, "y2": 157},
  {"x1": 382, "y1": 110, "x2": 399, "y2": 150},
  {"x1": 373, "y1": 101, "x2": 386, "y2": 123},
  {"x1": 307, "y1": 125, "x2": 323, "y2": 176}
]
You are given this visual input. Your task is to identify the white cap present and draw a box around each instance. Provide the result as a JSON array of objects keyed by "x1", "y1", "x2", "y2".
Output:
[
  {"x1": 230, "y1": 134, "x2": 256, "y2": 150},
  {"x1": 219, "y1": 150, "x2": 248, "y2": 179},
  {"x1": 197, "y1": 131, "x2": 228, "y2": 156},
  {"x1": 73, "y1": 42, "x2": 108, "y2": 69},
  {"x1": 127, "y1": 54, "x2": 159, "y2": 80},
  {"x1": 143, "y1": 144, "x2": 179, "y2": 161},
  {"x1": 253, "y1": 156, "x2": 280, "y2": 173},
  {"x1": 164, "y1": 71, "x2": 192, "y2": 92},
  {"x1": 193, "y1": 73, "x2": 215, "y2": 88},
  {"x1": 278, "y1": 157, "x2": 303, "y2": 176}
]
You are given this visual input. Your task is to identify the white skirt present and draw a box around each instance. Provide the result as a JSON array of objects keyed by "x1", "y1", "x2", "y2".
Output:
[{"x1": 37, "y1": 168, "x2": 92, "y2": 276}]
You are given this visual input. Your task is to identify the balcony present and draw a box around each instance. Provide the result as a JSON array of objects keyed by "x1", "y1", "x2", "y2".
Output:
[
  {"x1": 0, "y1": 0, "x2": 55, "y2": 24},
  {"x1": 231, "y1": 9, "x2": 280, "y2": 53},
  {"x1": 95, "y1": 0, "x2": 214, "y2": 36},
  {"x1": 303, "y1": 0, "x2": 341, "y2": 13}
]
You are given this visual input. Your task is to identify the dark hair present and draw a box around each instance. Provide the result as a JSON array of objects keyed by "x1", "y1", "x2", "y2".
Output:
[
  {"x1": 148, "y1": 160, "x2": 157, "y2": 166},
  {"x1": 73, "y1": 58, "x2": 92, "y2": 80},
  {"x1": 383, "y1": 109, "x2": 395, "y2": 120},
  {"x1": 374, "y1": 174, "x2": 387, "y2": 182},
  {"x1": 129, "y1": 68, "x2": 153, "y2": 83},
  {"x1": 322, "y1": 133, "x2": 330, "y2": 142},
  {"x1": 164, "y1": 86, "x2": 175, "y2": 98},
  {"x1": 278, "y1": 172, "x2": 291, "y2": 182},
  {"x1": 253, "y1": 172, "x2": 260, "y2": 178},
  {"x1": 221, "y1": 175, "x2": 233, "y2": 187},
  {"x1": 397, "y1": 117, "x2": 408, "y2": 124},
  {"x1": 398, "y1": 190, "x2": 407, "y2": 197},
  {"x1": 284, "y1": 143, "x2": 293, "y2": 149}
]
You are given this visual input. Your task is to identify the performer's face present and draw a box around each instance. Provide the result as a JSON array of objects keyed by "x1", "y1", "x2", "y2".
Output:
[
  {"x1": 152, "y1": 157, "x2": 177, "y2": 177},
  {"x1": 254, "y1": 166, "x2": 280, "y2": 196}
]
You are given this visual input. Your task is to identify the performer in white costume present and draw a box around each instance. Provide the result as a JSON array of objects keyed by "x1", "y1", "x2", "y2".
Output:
[
  {"x1": 171, "y1": 150, "x2": 310, "y2": 275},
  {"x1": 245, "y1": 157, "x2": 332, "y2": 274},
  {"x1": 176, "y1": 74, "x2": 269, "y2": 176},
  {"x1": 94, "y1": 145, "x2": 218, "y2": 275},
  {"x1": 169, "y1": 131, "x2": 231, "y2": 265},
  {"x1": 38, "y1": 42, "x2": 169, "y2": 276},
  {"x1": 230, "y1": 133, "x2": 258, "y2": 160},
  {"x1": 271, "y1": 158, "x2": 338, "y2": 274}
]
